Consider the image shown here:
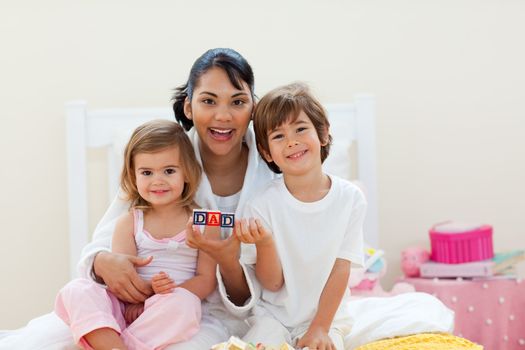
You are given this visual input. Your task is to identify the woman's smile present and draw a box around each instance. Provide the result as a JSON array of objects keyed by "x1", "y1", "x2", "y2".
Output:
[{"x1": 208, "y1": 127, "x2": 235, "y2": 141}]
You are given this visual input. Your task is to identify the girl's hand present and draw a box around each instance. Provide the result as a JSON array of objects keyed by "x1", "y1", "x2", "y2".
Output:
[
  {"x1": 151, "y1": 271, "x2": 176, "y2": 294},
  {"x1": 124, "y1": 302, "x2": 144, "y2": 325},
  {"x1": 185, "y1": 217, "x2": 241, "y2": 268},
  {"x1": 296, "y1": 326, "x2": 336, "y2": 350},
  {"x1": 93, "y1": 251, "x2": 153, "y2": 303},
  {"x1": 235, "y1": 218, "x2": 273, "y2": 246}
]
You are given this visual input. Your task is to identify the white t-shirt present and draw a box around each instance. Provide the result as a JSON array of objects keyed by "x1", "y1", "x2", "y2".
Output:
[
  {"x1": 242, "y1": 175, "x2": 366, "y2": 329},
  {"x1": 213, "y1": 191, "x2": 241, "y2": 214}
]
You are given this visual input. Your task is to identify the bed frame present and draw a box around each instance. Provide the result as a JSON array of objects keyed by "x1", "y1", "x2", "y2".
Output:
[{"x1": 65, "y1": 97, "x2": 378, "y2": 278}]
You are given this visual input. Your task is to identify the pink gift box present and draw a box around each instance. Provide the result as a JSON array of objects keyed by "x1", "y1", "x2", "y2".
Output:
[{"x1": 429, "y1": 222, "x2": 494, "y2": 264}]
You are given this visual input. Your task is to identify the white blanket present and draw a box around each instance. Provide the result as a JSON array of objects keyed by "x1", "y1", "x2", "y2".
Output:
[
  {"x1": 345, "y1": 292, "x2": 454, "y2": 349},
  {"x1": 0, "y1": 292, "x2": 453, "y2": 350}
]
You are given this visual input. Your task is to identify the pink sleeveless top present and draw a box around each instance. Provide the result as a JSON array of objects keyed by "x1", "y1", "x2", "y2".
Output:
[{"x1": 133, "y1": 209, "x2": 198, "y2": 285}]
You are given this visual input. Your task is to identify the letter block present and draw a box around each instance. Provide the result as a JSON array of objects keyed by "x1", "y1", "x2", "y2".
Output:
[
  {"x1": 206, "y1": 211, "x2": 221, "y2": 226},
  {"x1": 221, "y1": 213, "x2": 235, "y2": 228},
  {"x1": 192, "y1": 209, "x2": 235, "y2": 228},
  {"x1": 193, "y1": 210, "x2": 207, "y2": 225}
]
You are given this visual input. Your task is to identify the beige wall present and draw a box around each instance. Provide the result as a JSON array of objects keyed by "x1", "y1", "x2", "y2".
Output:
[{"x1": 1, "y1": 1, "x2": 524, "y2": 329}]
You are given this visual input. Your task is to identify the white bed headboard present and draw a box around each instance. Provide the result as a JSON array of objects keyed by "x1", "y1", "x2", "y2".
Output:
[{"x1": 66, "y1": 96, "x2": 378, "y2": 278}]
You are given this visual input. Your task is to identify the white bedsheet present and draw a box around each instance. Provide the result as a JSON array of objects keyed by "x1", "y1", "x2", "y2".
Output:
[
  {"x1": 0, "y1": 292, "x2": 453, "y2": 350},
  {"x1": 0, "y1": 312, "x2": 76, "y2": 350}
]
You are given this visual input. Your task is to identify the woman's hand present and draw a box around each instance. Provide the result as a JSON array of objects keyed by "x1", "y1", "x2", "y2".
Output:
[
  {"x1": 235, "y1": 218, "x2": 273, "y2": 246},
  {"x1": 93, "y1": 251, "x2": 153, "y2": 303},
  {"x1": 185, "y1": 217, "x2": 240, "y2": 268},
  {"x1": 296, "y1": 326, "x2": 336, "y2": 350},
  {"x1": 123, "y1": 302, "x2": 144, "y2": 325},
  {"x1": 151, "y1": 271, "x2": 176, "y2": 294},
  {"x1": 186, "y1": 217, "x2": 252, "y2": 305}
]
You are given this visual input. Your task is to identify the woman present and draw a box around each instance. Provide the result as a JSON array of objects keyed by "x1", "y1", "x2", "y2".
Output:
[
  {"x1": 0, "y1": 48, "x2": 276, "y2": 350},
  {"x1": 81, "y1": 47, "x2": 276, "y2": 349}
]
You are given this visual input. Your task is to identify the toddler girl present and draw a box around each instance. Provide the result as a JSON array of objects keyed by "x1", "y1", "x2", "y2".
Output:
[{"x1": 55, "y1": 119, "x2": 216, "y2": 350}]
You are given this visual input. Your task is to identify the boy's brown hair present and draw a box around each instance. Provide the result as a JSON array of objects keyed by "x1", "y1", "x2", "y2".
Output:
[
  {"x1": 253, "y1": 82, "x2": 332, "y2": 173},
  {"x1": 120, "y1": 119, "x2": 201, "y2": 210}
]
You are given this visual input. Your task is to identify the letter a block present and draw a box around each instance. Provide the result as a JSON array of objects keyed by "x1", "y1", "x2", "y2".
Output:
[{"x1": 206, "y1": 211, "x2": 221, "y2": 226}]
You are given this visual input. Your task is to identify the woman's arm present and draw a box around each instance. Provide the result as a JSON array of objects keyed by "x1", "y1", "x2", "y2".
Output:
[
  {"x1": 185, "y1": 218, "x2": 250, "y2": 305},
  {"x1": 93, "y1": 210, "x2": 152, "y2": 303},
  {"x1": 297, "y1": 258, "x2": 351, "y2": 349},
  {"x1": 76, "y1": 194, "x2": 152, "y2": 303}
]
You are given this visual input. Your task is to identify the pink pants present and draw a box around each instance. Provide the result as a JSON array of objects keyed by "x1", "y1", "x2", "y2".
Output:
[{"x1": 55, "y1": 278, "x2": 201, "y2": 350}]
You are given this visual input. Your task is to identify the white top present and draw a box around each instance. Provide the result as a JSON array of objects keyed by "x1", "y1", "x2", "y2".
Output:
[
  {"x1": 242, "y1": 175, "x2": 366, "y2": 328},
  {"x1": 213, "y1": 191, "x2": 241, "y2": 214},
  {"x1": 77, "y1": 125, "x2": 277, "y2": 319},
  {"x1": 132, "y1": 209, "x2": 197, "y2": 285}
]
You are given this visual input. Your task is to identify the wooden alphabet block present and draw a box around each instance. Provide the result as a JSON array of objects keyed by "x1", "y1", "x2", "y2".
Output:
[
  {"x1": 206, "y1": 211, "x2": 221, "y2": 226},
  {"x1": 193, "y1": 210, "x2": 207, "y2": 225},
  {"x1": 221, "y1": 213, "x2": 235, "y2": 228},
  {"x1": 192, "y1": 209, "x2": 236, "y2": 228}
]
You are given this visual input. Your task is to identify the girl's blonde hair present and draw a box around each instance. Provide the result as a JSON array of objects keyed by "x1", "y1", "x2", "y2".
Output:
[{"x1": 120, "y1": 119, "x2": 201, "y2": 210}]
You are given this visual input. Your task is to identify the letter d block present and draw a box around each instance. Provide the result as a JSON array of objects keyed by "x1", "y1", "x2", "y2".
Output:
[
  {"x1": 220, "y1": 213, "x2": 235, "y2": 228},
  {"x1": 193, "y1": 210, "x2": 207, "y2": 225},
  {"x1": 206, "y1": 211, "x2": 221, "y2": 226}
]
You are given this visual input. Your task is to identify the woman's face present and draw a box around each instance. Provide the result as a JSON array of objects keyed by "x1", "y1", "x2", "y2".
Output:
[{"x1": 184, "y1": 67, "x2": 253, "y2": 157}]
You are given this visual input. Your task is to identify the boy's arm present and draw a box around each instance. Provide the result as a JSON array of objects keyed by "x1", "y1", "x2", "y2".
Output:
[
  {"x1": 254, "y1": 237, "x2": 283, "y2": 292},
  {"x1": 236, "y1": 218, "x2": 284, "y2": 292},
  {"x1": 297, "y1": 258, "x2": 351, "y2": 349}
]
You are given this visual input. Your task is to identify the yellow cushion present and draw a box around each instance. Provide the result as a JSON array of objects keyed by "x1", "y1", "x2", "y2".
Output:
[{"x1": 355, "y1": 333, "x2": 483, "y2": 350}]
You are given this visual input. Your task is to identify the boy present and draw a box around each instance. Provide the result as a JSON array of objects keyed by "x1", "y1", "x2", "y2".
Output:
[{"x1": 236, "y1": 83, "x2": 366, "y2": 349}]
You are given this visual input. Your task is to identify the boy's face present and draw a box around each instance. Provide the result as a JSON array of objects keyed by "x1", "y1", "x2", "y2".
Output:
[{"x1": 263, "y1": 110, "x2": 327, "y2": 177}]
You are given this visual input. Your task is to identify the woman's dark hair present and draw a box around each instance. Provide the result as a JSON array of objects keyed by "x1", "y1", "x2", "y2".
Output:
[{"x1": 172, "y1": 48, "x2": 255, "y2": 131}]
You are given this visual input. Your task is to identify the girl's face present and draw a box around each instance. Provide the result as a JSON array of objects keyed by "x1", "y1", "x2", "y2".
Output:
[
  {"x1": 263, "y1": 110, "x2": 327, "y2": 177},
  {"x1": 134, "y1": 146, "x2": 186, "y2": 208},
  {"x1": 184, "y1": 67, "x2": 253, "y2": 157}
]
